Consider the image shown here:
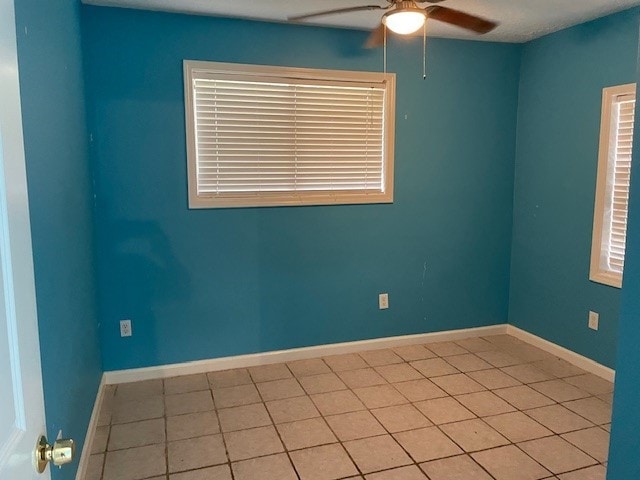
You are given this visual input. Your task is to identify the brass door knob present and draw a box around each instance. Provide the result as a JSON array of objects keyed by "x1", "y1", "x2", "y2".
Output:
[{"x1": 34, "y1": 435, "x2": 75, "y2": 473}]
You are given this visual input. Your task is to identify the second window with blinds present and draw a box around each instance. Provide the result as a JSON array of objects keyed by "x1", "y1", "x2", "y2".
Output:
[
  {"x1": 184, "y1": 61, "x2": 396, "y2": 208},
  {"x1": 590, "y1": 83, "x2": 636, "y2": 288}
]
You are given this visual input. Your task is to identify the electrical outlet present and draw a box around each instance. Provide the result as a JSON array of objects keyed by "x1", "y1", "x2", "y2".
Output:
[
  {"x1": 379, "y1": 293, "x2": 389, "y2": 310},
  {"x1": 120, "y1": 319, "x2": 132, "y2": 337},
  {"x1": 588, "y1": 311, "x2": 599, "y2": 331}
]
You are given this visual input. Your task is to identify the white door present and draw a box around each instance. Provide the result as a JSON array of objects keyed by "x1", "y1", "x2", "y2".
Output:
[{"x1": 0, "y1": 0, "x2": 50, "y2": 478}]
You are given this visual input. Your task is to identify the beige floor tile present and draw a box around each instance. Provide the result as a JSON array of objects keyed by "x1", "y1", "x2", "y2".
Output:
[
  {"x1": 168, "y1": 434, "x2": 227, "y2": 472},
  {"x1": 290, "y1": 443, "x2": 359, "y2": 480},
  {"x1": 111, "y1": 395, "x2": 164, "y2": 424},
  {"x1": 525, "y1": 404, "x2": 594, "y2": 434},
  {"x1": 169, "y1": 464, "x2": 232, "y2": 480},
  {"x1": 504, "y1": 344, "x2": 554, "y2": 363},
  {"x1": 476, "y1": 350, "x2": 522, "y2": 368},
  {"x1": 277, "y1": 417, "x2": 337, "y2": 450},
  {"x1": 375, "y1": 364, "x2": 424, "y2": 383},
  {"x1": 325, "y1": 410, "x2": 386, "y2": 441},
  {"x1": 467, "y1": 369, "x2": 522, "y2": 390},
  {"x1": 493, "y1": 385, "x2": 554, "y2": 410},
  {"x1": 445, "y1": 354, "x2": 493, "y2": 372},
  {"x1": 97, "y1": 405, "x2": 112, "y2": 427},
  {"x1": 564, "y1": 374, "x2": 614, "y2": 395},
  {"x1": 287, "y1": 358, "x2": 331, "y2": 377},
  {"x1": 455, "y1": 391, "x2": 516, "y2": 417},
  {"x1": 393, "y1": 378, "x2": 448, "y2": 402},
  {"x1": 207, "y1": 368, "x2": 252, "y2": 388},
  {"x1": 353, "y1": 385, "x2": 408, "y2": 409},
  {"x1": 323, "y1": 353, "x2": 368, "y2": 372},
  {"x1": 598, "y1": 392, "x2": 614, "y2": 404},
  {"x1": 248, "y1": 363, "x2": 292, "y2": 383},
  {"x1": 233, "y1": 453, "x2": 298, "y2": 480},
  {"x1": 518, "y1": 436, "x2": 598, "y2": 474},
  {"x1": 562, "y1": 397, "x2": 612, "y2": 425},
  {"x1": 602, "y1": 422, "x2": 611, "y2": 431},
  {"x1": 471, "y1": 445, "x2": 550, "y2": 480},
  {"x1": 431, "y1": 374, "x2": 486, "y2": 395},
  {"x1": 561, "y1": 427, "x2": 610, "y2": 462},
  {"x1": 371, "y1": 404, "x2": 432, "y2": 433},
  {"x1": 420, "y1": 454, "x2": 493, "y2": 480},
  {"x1": 501, "y1": 364, "x2": 554, "y2": 384},
  {"x1": 455, "y1": 337, "x2": 496, "y2": 353},
  {"x1": 558, "y1": 465, "x2": 606, "y2": 480},
  {"x1": 266, "y1": 396, "x2": 320, "y2": 423},
  {"x1": 115, "y1": 379, "x2": 163, "y2": 400},
  {"x1": 529, "y1": 379, "x2": 590, "y2": 402},
  {"x1": 533, "y1": 358, "x2": 586, "y2": 378},
  {"x1": 299, "y1": 373, "x2": 348, "y2": 394},
  {"x1": 167, "y1": 410, "x2": 220, "y2": 441},
  {"x1": 165, "y1": 390, "x2": 214, "y2": 416},
  {"x1": 440, "y1": 418, "x2": 509, "y2": 452},
  {"x1": 338, "y1": 368, "x2": 387, "y2": 388},
  {"x1": 311, "y1": 390, "x2": 366, "y2": 416},
  {"x1": 345, "y1": 434, "x2": 413, "y2": 473},
  {"x1": 218, "y1": 403, "x2": 272, "y2": 432},
  {"x1": 164, "y1": 374, "x2": 209, "y2": 395},
  {"x1": 482, "y1": 335, "x2": 524, "y2": 349},
  {"x1": 86, "y1": 453, "x2": 104, "y2": 480},
  {"x1": 213, "y1": 383, "x2": 262, "y2": 408},
  {"x1": 108, "y1": 418, "x2": 165, "y2": 450},
  {"x1": 360, "y1": 349, "x2": 404, "y2": 367},
  {"x1": 414, "y1": 397, "x2": 476, "y2": 425},
  {"x1": 484, "y1": 411, "x2": 553, "y2": 443},
  {"x1": 393, "y1": 344, "x2": 437, "y2": 361},
  {"x1": 103, "y1": 444, "x2": 166, "y2": 480},
  {"x1": 410, "y1": 358, "x2": 459, "y2": 377},
  {"x1": 427, "y1": 342, "x2": 468, "y2": 357},
  {"x1": 91, "y1": 425, "x2": 109, "y2": 453},
  {"x1": 394, "y1": 426, "x2": 462, "y2": 462},
  {"x1": 224, "y1": 425, "x2": 284, "y2": 461},
  {"x1": 256, "y1": 378, "x2": 305, "y2": 401},
  {"x1": 365, "y1": 465, "x2": 428, "y2": 479}
]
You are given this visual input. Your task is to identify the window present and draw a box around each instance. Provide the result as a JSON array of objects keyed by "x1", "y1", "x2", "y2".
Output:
[
  {"x1": 590, "y1": 83, "x2": 636, "y2": 288},
  {"x1": 183, "y1": 61, "x2": 396, "y2": 208}
]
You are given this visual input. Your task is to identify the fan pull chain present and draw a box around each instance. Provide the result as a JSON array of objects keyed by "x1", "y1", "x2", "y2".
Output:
[
  {"x1": 383, "y1": 24, "x2": 387, "y2": 74},
  {"x1": 423, "y1": 21, "x2": 427, "y2": 79}
]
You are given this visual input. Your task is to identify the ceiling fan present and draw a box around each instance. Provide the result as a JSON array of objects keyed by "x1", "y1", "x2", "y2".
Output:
[{"x1": 289, "y1": 0, "x2": 498, "y2": 48}]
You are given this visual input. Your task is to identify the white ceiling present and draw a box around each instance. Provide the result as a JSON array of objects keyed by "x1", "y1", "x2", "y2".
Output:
[{"x1": 83, "y1": 0, "x2": 640, "y2": 43}]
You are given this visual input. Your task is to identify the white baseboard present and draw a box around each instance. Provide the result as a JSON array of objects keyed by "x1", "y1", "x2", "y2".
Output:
[
  {"x1": 101, "y1": 323, "x2": 615, "y2": 385},
  {"x1": 103, "y1": 324, "x2": 509, "y2": 384},
  {"x1": 506, "y1": 325, "x2": 615, "y2": 382},
  {"x1": 75, "y1": 375, "x2": 106, "y2": 480}
]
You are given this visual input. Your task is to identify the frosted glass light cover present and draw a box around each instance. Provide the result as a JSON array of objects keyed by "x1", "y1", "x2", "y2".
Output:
[{"x1": 383, "y1": 10, "x2": 426, "y2": 34}]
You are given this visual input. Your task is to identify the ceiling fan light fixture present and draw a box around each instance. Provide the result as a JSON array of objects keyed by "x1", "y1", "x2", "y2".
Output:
[{"x1": 383, "y1": 3, "x2": 426, "y2": 35}]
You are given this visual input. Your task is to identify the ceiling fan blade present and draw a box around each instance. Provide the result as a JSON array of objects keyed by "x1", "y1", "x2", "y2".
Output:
[
  {"x1": 289, "y1": 5, "x2": 387, "y2": 22},
  {"x1": 365, "y1": 23, "x2": 385, "y2": 48},
  {"x1": 426, "y1": 6, "x2": 497, "y2": 34}
]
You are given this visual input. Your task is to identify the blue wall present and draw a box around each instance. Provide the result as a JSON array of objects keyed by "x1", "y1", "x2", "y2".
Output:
[
  {"x1": 81, "y1": 6, "x2": 521, "y2": 371},
  {"x1": 606, "y1": 43, "x2": 640, "y2": 480},
  {"x1": 15, "y1": 1, "x2": 102, "y2": 479},
  {"x1": 508, "y1": 9, "x2": 640, "y2": 368}
]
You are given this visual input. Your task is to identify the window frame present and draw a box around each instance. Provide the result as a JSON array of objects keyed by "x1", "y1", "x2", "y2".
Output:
[
  {"x1": 183, "y1": 60, "x2": 396, "y2": 209},
  {"x1": 590, "y1": 83, "x2": 636, "y2": 288}
]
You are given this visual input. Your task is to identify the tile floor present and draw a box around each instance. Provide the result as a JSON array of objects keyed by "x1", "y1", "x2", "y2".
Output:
[{"x1": 85, "y1": 334, "x2": 613, "y2": 480}]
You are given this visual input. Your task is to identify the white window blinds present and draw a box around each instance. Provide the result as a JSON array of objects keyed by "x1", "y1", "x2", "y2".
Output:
[
  {"x1": 604, "y1": 94, "x2": 635, "y2": 273},
  {"x1": 184, "y1": 61, "x2": 395, "y2": 208},
  {"x1": 590, "y1": 83, "x2": 636, "y2": 288}
]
